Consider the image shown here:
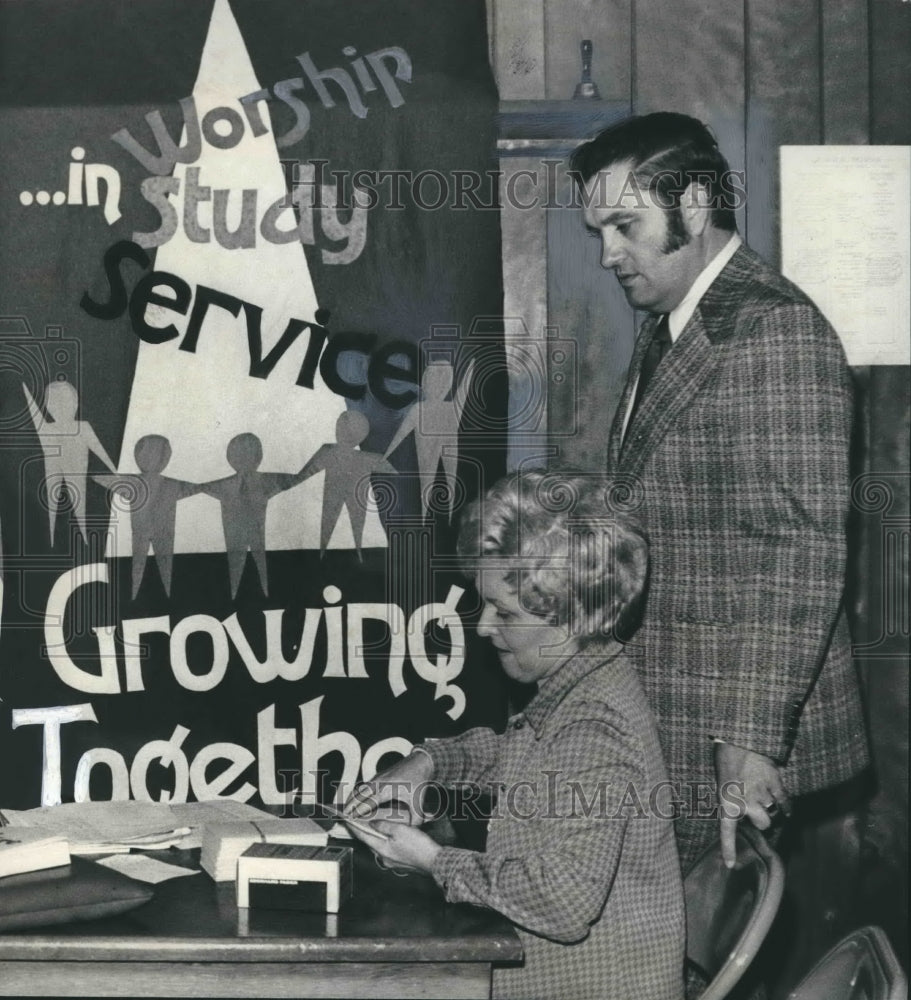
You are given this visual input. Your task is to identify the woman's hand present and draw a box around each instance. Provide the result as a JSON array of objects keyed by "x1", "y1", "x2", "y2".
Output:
[
  {"x1": 344, "y1": 750, "x2": 435, "y2": 826},
  {"x1": 347, "y1": 818, "x2": 442, "y2": 875}
]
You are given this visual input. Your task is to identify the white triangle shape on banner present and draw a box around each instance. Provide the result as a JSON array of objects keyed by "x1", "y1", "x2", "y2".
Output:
[{"x1": 110, "y1": 0, "x2": 388, "y2": 557}]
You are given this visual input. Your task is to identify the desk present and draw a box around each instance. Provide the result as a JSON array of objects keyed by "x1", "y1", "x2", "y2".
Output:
[{"x1": 0, "y1": 849, "x2": 522, "y2": 999}]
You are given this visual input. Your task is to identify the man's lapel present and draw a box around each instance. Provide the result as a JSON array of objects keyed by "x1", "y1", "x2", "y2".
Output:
[
  {"x1": 619, "y1": 311, "x2": 721, "y2": 474},
  {"x1": 611, "y1": 245, "x2": 759, "y2": 473}
]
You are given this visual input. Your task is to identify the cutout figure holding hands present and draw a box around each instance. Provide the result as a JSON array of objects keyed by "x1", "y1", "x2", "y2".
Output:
[
  {"x1": 299, "y1": 410, "x2": 395, "y2": 557},
  {"x1": 94, "y1": 434, "x2": 200, "y2": 598},
  {"x1": 200, "y1": 433, "x2": 309, "y2": 598}
]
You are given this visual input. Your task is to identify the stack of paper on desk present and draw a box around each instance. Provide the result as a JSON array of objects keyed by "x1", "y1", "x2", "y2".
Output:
[
  {"x1": 0, "y1": 827, "x2": 71, "y2": 878},
  {"x1": 0, "y1": 799, "x2": 279, "y2": 855},
  {"x1": 200, "y1": 818, "x2": 329, "y2": 882}
]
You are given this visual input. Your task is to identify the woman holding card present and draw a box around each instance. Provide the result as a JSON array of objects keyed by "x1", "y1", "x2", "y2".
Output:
[{"x1": 344, "y1": 470, "x2": 685, "y2": 1000}]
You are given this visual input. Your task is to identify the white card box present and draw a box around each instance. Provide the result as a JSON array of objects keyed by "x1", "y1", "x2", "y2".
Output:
[
  {"x1": 236, "y1": 843, "x2": 354, "y2": 913},
  {"x1": 200, "y1": 818, "x2": 328, "y2": 882}
]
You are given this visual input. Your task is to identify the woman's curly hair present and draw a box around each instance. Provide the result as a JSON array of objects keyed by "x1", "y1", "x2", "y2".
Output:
[{"x1": 456, "y1": 469, "x2": 649, "y2": 646}]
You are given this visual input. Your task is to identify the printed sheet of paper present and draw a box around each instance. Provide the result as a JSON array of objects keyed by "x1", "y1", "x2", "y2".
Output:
[
  {"x1": 781, "y1": 145, "x2": 911, "y2": 366},
  {"x1": 96, "y1": 853, "x2": 201, "y2": 884}
]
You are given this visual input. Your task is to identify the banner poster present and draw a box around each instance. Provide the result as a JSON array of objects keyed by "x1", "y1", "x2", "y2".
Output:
[{"x1": 0, "y1": 0, "x2": 509, "y2": 811}]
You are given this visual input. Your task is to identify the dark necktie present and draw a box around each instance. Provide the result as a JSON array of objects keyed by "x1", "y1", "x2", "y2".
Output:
[{"x1": 628, "y1": 314, "x2": 671, "y2": 429}]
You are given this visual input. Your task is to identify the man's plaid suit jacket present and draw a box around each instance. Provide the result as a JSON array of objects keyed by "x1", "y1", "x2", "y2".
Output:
[{"x1": 608, "y1": 244, "x2": 869, "y2": 869}]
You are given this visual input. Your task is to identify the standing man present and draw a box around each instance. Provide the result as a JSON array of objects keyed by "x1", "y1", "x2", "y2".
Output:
[{"x1": 570, "y1": 112, "x2": 869, "y2": 872}]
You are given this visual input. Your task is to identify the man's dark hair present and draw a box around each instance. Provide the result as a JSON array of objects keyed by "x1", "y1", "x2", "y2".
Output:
[{"x1": 570, "y1": 112, "x2": 738, "y2": 233}]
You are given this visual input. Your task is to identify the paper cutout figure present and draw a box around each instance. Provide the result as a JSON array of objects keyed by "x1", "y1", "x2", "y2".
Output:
[
  {"x1": 384, "y1": 360, "x2": 474, "y2": 519},
  {"x1": 94, "y1": 435, "x2": 201, "y2": 598},
  {"x1": 200, "y1": 433, "x2": 307, "y2": 597},
  {"x1": 23, "y1": 380, "x2": 115, "y2": 544},
  {"x1": 299, "y1": 411, "x2": 396, "y2": 557}
]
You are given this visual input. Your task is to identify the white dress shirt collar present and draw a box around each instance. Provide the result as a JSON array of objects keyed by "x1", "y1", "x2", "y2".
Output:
[{"x1": 666, "y1": 234, "x2": 742, "y2": 341}]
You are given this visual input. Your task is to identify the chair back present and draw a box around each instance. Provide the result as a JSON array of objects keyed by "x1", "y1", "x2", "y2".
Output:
[
  {"x1": 684, "y1": 824, "x2": 785, "y2": 1000},
  {"x1": 786, "y1": 925, "x2": 907, "y2": 1000}
]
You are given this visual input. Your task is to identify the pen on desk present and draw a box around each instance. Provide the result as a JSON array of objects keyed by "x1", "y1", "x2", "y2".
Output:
[
  {"x1": 71, "y1": 827, "x2": 194, "y2": 854},
  {"x1": 81, "y1": 826, "x2": 195, "y2": 851},
  {"x1": 124, "y1": 826, "x2": 193, "y2": 844}
]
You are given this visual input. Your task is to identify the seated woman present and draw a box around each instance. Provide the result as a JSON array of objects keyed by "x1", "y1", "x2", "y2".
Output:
[{"x1": 345, "y1": 470, "x2": 685, "y2": 1000}]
